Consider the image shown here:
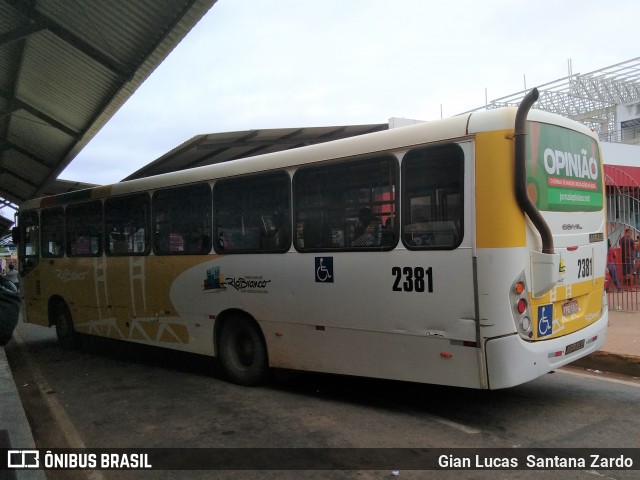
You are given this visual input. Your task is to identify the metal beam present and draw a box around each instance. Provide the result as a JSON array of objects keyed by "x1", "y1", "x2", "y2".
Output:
[
  {"x1": 196, "y1": 138, "x2": 314, "y2": 149},
  {"x1": 0, "y1": 163, "x2": 39, "y2": 188},
  {"x1": 0, "y1": 105, "x2": 20, "y2": 120},
  {"x1": 3, "y1": 140, "x2": 54, "y2": 169},
  {"x1": 13, "y1": 99, "x2": 82, "y2": 138},
  {"x1": 0, "y1": 23, "x2": 45, "y2": 46}
]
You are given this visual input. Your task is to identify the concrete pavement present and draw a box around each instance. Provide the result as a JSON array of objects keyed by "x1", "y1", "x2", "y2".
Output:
[
  {"x1": 1, "y1": 346, "x2": 46, "y2": 480},
  {"x1": 0, "y1": 308, "x2": 638, "y2": 479},
  {"x1": 571, "y1": 309, "x2": 640, "y2": 378}
]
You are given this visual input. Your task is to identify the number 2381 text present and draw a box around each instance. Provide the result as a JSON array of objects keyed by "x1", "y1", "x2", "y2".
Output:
[{"x1": 392, "y1": 266, "x2": 433, "y2": 293}]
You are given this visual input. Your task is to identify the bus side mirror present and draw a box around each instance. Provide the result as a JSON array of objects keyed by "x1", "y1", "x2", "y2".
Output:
[{"x1": 11, "y1": 226, "x2": 20, "y2": 245}]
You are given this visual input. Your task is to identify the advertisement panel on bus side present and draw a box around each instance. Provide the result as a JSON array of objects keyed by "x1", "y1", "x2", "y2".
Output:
[{"x1": 525, "y1": 122, "x2": 603, "y2": 212}]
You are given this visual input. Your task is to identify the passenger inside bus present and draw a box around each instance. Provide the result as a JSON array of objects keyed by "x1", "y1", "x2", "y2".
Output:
[
  {"x1": 352, "y1": 207, "x2": 379, "y2": 247},
  {"x1": 380, "y1": 218, "x2": 395, "y2": 246}
]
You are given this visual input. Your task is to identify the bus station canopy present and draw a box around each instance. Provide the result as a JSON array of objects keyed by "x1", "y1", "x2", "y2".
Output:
[
  {"x1": 123, "y1": 124, "x2": 389, "y2": 180},
  {"x1": 0, "y1": 0, "x2": 217, "y2": 212}
]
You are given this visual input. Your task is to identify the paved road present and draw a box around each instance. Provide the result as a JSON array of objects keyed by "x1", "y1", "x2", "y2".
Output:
[{"x1": 5, "y1": 321, "x2": 640, "y2": 480}]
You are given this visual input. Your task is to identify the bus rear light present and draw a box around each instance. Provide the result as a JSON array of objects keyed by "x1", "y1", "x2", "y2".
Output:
[
  {"x1": 440, "y1": 352, "x2": 453, "y2": 358},
  {"x1": 510, "y1": 272, "x2": 533, "y2": 340},
  {"x1": 514, "y1": 281, "x2": 525, "y2": 295}
]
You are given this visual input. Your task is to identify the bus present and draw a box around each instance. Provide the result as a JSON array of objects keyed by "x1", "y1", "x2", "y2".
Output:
[{"x1": 14, "y1": 89, "x2": 608, "y2": 389}]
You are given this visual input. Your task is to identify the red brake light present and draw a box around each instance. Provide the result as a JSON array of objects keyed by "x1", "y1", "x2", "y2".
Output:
[{"x1": 516, "y1": 298, "x2": 527, "y2": 314}]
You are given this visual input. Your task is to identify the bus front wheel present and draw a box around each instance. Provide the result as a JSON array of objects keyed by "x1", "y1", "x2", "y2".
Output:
[
  {"x1": 52, "y1": 302, "x2": 78, "y2": 349},
  {"x1": 218, "y1": 316, "x2": 268, "y2": 386}
]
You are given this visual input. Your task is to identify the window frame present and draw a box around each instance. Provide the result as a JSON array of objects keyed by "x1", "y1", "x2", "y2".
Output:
[
  {"x1": 105, "y1": 193, "x2": 152, "y2": 256},
  {"x1": 152, "y1": 183, "x2": 212, "y2": 256},
  {"x1": 40, "y1": 206, "x2": 65, "y2": 258},
  {"x1": 400, "y1": 143, "x2": 465, "y2": 251},
  {"x1": 65, "y1": 200, "x2": 104, "y2": 257},
  {"x1": 18, "y1": 210, "x2": 40, "y2": 273},
  {"x1": 212, "y1": 171, "x2": 292, "y2": 254},
  {"x1": 293, "y1": 154, "x2": 399, "y2": 253}
]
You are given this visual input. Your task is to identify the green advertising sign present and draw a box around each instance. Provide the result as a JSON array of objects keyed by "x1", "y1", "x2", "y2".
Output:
[{"x1": 526, "y1": 122, "x2": 603, "y2": 212}]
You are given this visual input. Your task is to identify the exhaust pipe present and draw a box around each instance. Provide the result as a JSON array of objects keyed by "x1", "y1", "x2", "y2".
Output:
[{"x1": 514, "y1": 88, "x2": 554, "y2": 255}]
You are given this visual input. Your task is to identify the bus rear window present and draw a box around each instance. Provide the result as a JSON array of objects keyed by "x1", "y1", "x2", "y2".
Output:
[{"x1": 526, "y1": 122, "x2": 603, "y2": 212}]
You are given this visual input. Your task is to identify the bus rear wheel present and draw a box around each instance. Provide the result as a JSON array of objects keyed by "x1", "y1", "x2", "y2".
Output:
[
  {"x1": 52, "y1": 302, "x2": 78, "y2": 349},
  {"x1": 218, "y1": 316, "x2": 268, "y2": 386}
]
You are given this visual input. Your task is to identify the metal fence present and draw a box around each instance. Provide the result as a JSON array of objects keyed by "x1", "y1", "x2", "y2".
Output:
[
  {"x1": 606, "y1": 260, "x2": 640, "y2": 311},
  {"x1": 600, "y1": 127, "x2": 640, "y2": 145}
]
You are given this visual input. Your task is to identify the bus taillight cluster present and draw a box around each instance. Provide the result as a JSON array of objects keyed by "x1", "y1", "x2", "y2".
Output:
[{"x1": 511, "y1": 275, "x2": 533, "y2": 340}]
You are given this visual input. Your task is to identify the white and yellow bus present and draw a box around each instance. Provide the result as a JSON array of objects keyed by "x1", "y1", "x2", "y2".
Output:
[{"x1": 15, "y1": 89, "x2": 607, "y2": 389}]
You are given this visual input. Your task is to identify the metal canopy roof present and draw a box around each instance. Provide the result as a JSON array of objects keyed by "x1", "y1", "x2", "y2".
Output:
[
  {"x1": 0, "y1": 0, "x2": 217, "y2": 211},
  {"x1": 465, "y1": 57, "x2": 640, "y2": 141},
  {"x1": 123, "y1": 124, "x2": 389, "y2": 180}
]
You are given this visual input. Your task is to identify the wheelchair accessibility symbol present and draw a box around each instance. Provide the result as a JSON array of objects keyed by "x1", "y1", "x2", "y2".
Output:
[
  {"x1": 315, "y1": 257, "x2": 334, "y2": 283},
  {"x1": 537, "y1": 304, "x2": 553, "y2": 338}
]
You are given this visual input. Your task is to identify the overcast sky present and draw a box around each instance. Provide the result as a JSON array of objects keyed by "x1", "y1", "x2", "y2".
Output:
[{"x1": 60, "y1": 0, "x2": 640, "y2": 185}]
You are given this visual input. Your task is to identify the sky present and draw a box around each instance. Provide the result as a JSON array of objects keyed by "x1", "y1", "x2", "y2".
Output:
[{"x1": 60, "y1": 0, "x2": 640, "y2": 185}]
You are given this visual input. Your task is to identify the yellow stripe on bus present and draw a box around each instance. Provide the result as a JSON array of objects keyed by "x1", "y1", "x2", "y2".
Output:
[
  {"x1": 475, "y1": 130, "x2": 526, "y2": 248},
  {"x1": 530, "y1": 277, "x2": 604, "y2": 340}
]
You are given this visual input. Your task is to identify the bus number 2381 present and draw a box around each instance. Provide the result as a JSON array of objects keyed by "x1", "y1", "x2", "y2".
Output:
[{"x1": 392, "y1": 266, "x2": 434, "y2": 293}]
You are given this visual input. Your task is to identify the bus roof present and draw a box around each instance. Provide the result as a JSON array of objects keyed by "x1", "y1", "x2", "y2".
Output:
[{"x1": 20, "y1": 107, "x2": 599, "y2": 210}]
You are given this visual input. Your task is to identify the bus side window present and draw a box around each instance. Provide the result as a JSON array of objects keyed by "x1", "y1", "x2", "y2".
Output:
[
  {"x1": 213, "y1": 172, "x2": 291, "y2": 254},
  {"x1": 105, "y1": 193, "x2": 151, "y2": 256},
  {"x1": 18, "y1": 211, "x2": 40, "y2": 273},
  {"x1": 41, "y1": 207, "x2": 64, "y2": 257},
  {"x1": 402, "y1": 144, "x2": 464, "y2": 250},
  {"x1": 153, "y1": 183, "x2": 212, "y2": 255},
  {"x1": 301, "y1": 217, "x2": 325, "y2": 249},
  {"x1": 66, "y1": 201, "x2": 103, "y2": 257},
  {"x1": 294, "y1": 155, "x2": 398, "y2": 252}
]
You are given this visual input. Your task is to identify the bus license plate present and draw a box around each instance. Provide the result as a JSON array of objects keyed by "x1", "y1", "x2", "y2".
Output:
[
  {"x1": 565, "y1": 339, "x2": 585, "y2": 355},
  {"x1": 562, "y1": 300, "x2": 579, "y2": 316}
]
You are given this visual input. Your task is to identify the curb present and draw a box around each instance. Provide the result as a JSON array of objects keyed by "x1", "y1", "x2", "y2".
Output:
[
  {"x1": 571, "y1": 351, "x2": 640, "y2": 378},
  {"x1": 0, "y1": 346, "x2": 47, "y2": 480}
]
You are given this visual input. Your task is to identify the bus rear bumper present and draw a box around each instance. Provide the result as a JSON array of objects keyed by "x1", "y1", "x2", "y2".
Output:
[{"x1": 485, "y1": 308, "x2": 608, "y2": 389}]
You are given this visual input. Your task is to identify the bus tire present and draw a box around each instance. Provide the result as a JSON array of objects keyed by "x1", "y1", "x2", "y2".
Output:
[
  {"x1": 218, "y1": 315, "x2": 268, "y2": 386},
  {"x1": 52, "y1": 301, "x2": 78, "y2": 349}
]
